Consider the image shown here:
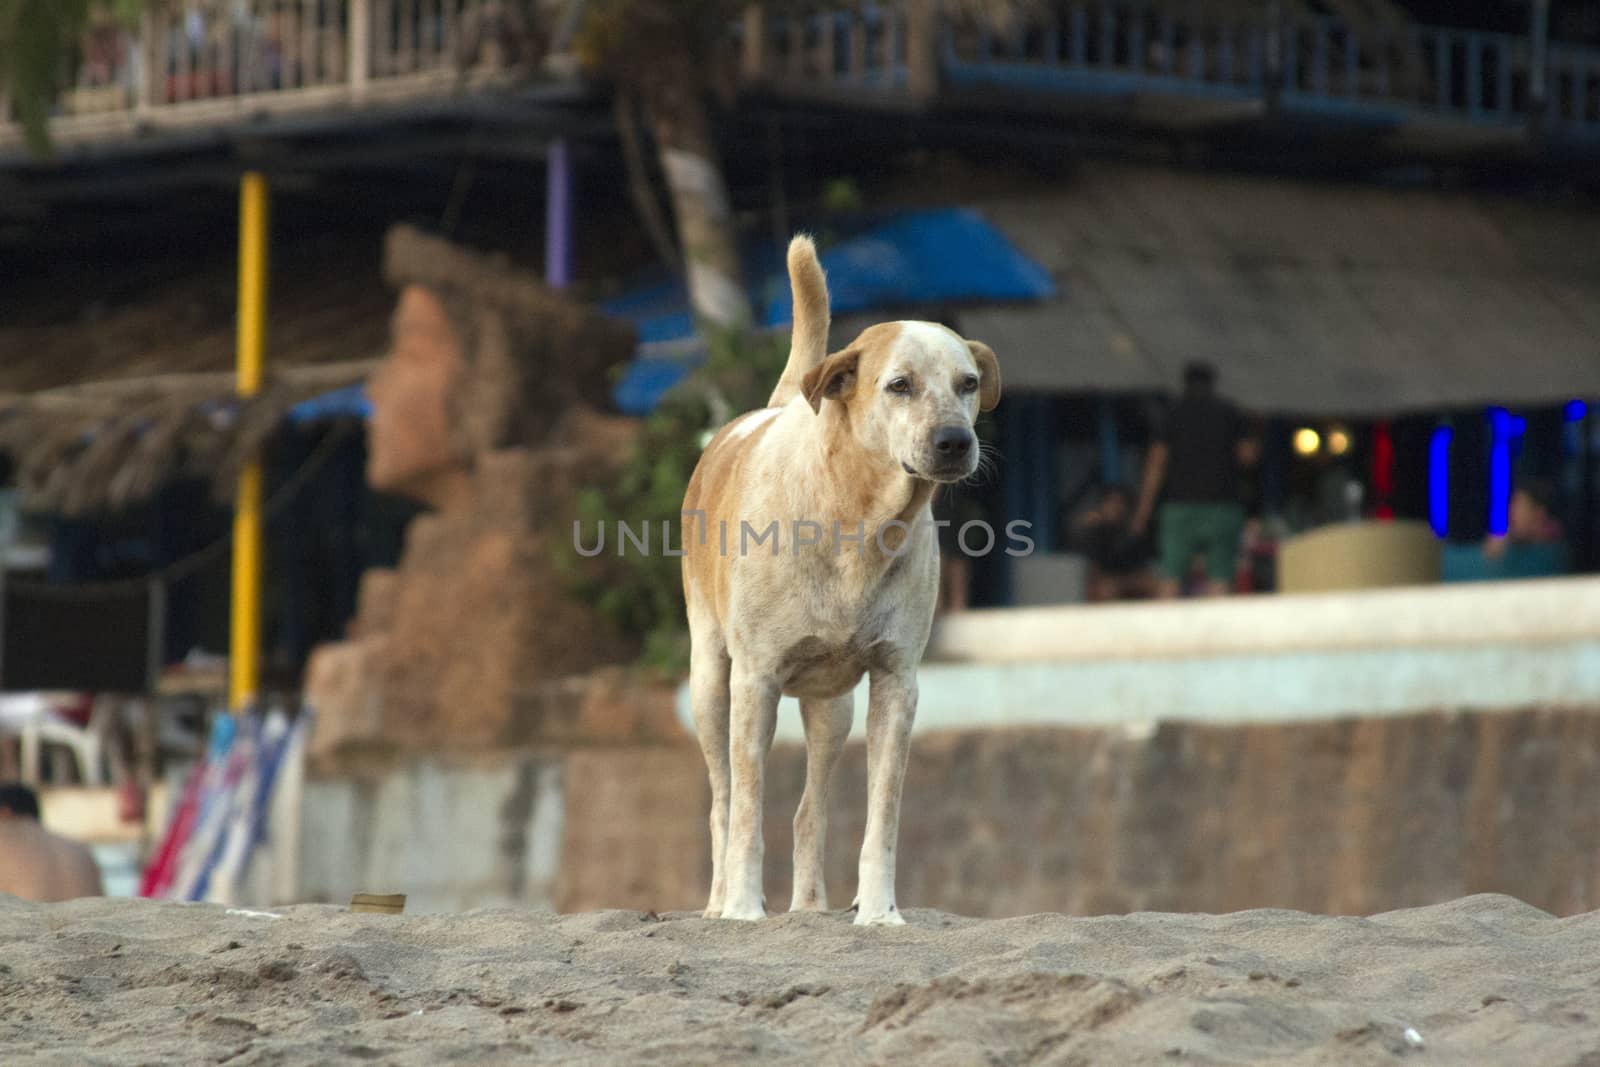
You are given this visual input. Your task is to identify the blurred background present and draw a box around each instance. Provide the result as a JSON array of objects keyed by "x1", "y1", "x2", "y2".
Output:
[{"x1": 1, "y1": 0, "x2": 1597, "y2": 916}]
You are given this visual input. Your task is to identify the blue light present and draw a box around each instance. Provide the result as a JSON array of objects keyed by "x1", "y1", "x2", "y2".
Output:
[
  {"x1": 1487, "y1": 408, "x2": 1511, "y2": 537},
  {"x1": 1428, "y1": 425, "x2": 1452, "y2": 538},
  {"x1": 1565, "y1": 399, "x2": 1588, "y2": 423}
]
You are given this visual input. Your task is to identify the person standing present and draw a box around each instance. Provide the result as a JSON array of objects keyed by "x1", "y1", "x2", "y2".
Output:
[{"x1": 1131, "y1": 362, "x2": 1257, "y2": 598}]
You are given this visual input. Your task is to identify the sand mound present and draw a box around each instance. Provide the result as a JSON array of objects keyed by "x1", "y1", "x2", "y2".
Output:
[{"x1": 2, "y1": 894, "x2": 1597, "y2": 1065}]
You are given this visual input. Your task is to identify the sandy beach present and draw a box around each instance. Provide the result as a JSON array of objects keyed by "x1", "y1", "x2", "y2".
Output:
[{"x1": 2, "y1": 893, "x2": 1598, "y2": 1065}]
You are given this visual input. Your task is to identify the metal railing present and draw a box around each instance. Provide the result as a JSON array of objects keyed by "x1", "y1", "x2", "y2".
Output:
[
  {"x1": 941, "y1": 6, "x2": 1270, "y2": 95},
  {"x1": 738, "y1": 3, "x2": 936, "y2": 98},
  {"x1": 1, "y1": 0, "x2": 515, "y2": 150},
  {"x1": 6, "y1": 1, "x2": 1599, "y2": 151},
  {"x1": 935, "y1": 3, "x2": 1600, "y2": 133}
]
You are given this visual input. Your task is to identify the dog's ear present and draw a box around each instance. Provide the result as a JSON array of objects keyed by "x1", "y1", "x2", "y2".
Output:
[
  {"x1": 801, "y1": 347, "x2": 860, "y2": 414},
  {"x1": 968, "y1": 340, "x2": 1002, "y2": 412}
]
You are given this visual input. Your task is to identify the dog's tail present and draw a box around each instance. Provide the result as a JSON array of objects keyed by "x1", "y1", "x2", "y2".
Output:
[{"x1": 767, "y1": 234, "x2": 830, "y2": 408}]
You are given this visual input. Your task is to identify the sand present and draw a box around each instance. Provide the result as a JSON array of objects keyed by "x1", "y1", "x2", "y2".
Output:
[{"x1": 2, "y1": 894, "x2": 1598, "y2": 1065}]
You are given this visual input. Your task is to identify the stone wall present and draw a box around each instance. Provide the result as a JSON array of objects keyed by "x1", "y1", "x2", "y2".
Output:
[{"x1": 297, "y1": 707, "x2": 1600, "y2": 919}]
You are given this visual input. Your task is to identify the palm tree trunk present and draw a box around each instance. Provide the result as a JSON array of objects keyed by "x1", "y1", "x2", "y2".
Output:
[{"x1": 641, "y1": 66, "x2": 751, "y2": 335}]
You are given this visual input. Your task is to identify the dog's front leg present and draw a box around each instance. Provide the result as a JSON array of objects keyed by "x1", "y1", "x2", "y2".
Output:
[
  {"x1": 791, "y1": 693, "x2": 854, "y2": 912},
  {"x1": 856, "y1": 669, "x2": 916, "y2": 926},
  {"x1": 721, "y1": 663, "x2": 780, "y2": 920}
]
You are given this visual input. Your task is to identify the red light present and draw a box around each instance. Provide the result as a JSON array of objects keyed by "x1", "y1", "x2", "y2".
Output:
[{"x1": 1372, "y1": 421, "x2": 1394, "y2": 514}]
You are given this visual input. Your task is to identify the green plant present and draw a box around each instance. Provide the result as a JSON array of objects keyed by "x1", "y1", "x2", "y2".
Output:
[
  {"x1": 820, "y1": 177, "x2": 864, "y2": 216},
  {"x1": 0, "y1": 0, "x2": 147, "y2": 155},
  {"x1": 555, "y1": 326, "x2": 788, "y2": 678}
]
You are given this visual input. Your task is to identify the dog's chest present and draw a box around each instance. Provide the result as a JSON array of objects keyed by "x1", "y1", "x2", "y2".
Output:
[
  {"x1": 725, "y1": 521, "x2": 936, "y2": 697},
  {"x1": 767, "y1": 571, "x2": 924, "y2": 698},
  {"x1": 775, "y1": 630, "x2": 886, "y2": 699}
]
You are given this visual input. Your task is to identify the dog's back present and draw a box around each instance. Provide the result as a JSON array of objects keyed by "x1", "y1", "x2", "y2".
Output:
[{"x1": 682, "y1": 236, "x2": 831, "y2": 613}]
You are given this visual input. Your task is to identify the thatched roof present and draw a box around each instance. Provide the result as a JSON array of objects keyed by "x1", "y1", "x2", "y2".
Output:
[
  {"x1": 0, "y1": 243, "x2": 392, "y2": 394},
  {"x1": 0, "y1": 240, "x2": 390, "y2": 516},
  {"x1": 0, "y1": 224, "x2": 637, "y2": 517},
  {"x1": 0, "y1": 361, "x2": 375, "y2": 517}
]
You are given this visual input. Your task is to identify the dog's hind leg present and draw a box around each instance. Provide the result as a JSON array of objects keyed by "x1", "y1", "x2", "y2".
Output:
[
  {"x1": 689, "y1": 630, "x2": 733, "y2": 919},
  {"x1": 721, "y1": 662, "x2": 781, "y2": 920},
  {"x1": 791, "y1": 693, "x2": 853, "y2": 912}
]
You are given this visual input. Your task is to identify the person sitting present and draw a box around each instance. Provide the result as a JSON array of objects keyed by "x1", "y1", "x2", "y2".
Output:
[
  {"x1": 1072, "y1": 485, "x2": 1157, "y2": 603},
  {"x1": 1482, "y1": 481, "x2": 1569, "y2": 577},
  {"x1": 0, "y1": 783, "x2": 104, "y2": 902}
]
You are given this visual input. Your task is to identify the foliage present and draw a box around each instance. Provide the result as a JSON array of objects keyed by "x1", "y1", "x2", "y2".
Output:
[
  {"x1": 820, "y1": 177, "x2": 864, "y2": 216},
  {"x1": 571, "y1": 0, "x2": 1039, "y2": 92},
  {"x1": 554, "y1": 326, "x2": 789, "y2": 678},
  {"x1": 0, "y1": 0, "x2": 148, "y2": 155},
  {"x1": 573, "y1": 0, "x2": 738, "y2": 84},
  {"x1": 1, "y1": 0, "x2": 88, "y2": 155}
]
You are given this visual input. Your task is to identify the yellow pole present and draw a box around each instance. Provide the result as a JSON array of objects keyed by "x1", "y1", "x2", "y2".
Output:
[{"x1": 230, "y1": 172, "x2": 269, "y2": 713}]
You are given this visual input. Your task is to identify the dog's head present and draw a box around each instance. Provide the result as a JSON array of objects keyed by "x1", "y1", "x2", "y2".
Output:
[{"x1": 801, "y1": 321, "x2": 1001, "y2": 483}]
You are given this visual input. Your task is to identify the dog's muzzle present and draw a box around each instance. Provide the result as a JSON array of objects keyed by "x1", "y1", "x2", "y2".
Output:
[{"x1": 922, "y1": 426, "x2": 976, "y2": 480}]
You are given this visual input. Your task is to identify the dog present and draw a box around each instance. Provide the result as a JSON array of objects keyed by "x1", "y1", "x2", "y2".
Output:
[{"x1": 680, "y1": 235, "x2": 1001, "y2": 924}]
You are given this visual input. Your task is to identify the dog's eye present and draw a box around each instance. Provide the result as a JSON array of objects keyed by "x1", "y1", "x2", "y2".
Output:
[
  {"x1": 959, "y1": 375, "x2": 980, "y2": 394},
  {"x1": 886, "y1": 377, "x2": 912, "y2": 395}
]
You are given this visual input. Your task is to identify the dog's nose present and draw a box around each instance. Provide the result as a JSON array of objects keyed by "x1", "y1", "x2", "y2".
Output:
[{"x1": 933, "y1": 426, "x2": 974, "y2": 458}]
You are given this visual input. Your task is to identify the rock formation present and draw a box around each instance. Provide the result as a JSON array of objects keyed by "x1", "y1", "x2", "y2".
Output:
[{"x1": 305, "y1": 226, "x2": 644, "y2": 766}]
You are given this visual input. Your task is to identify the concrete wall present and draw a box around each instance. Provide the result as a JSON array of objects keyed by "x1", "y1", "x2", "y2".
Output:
[
  {"x1": 759, "y1": 708, "x2": 1600, "y2": 918},
  {"x1": 299, "y1": 756, "x2": 565, "y2": 914},
  {"x1": 678, "y1": 577, "x2": 1600, "y2": 741},
  {"x1": 297, "y1": 747, "x2": 710, "y2": 916},
  {"x1": 295, "y1": 706, "x2": 1600, "y2": 919},
  {"x1": 295, "y1": 581, "x2": 1600, "y2": 917}
]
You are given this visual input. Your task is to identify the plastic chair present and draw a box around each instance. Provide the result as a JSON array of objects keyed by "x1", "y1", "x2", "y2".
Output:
[{"x1": 0, "y1": 692, "x2": 112, "y2": 787}]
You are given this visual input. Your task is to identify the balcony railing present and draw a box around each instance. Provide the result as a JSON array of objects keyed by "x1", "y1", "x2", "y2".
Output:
[
  {"x1": 928, "y1": 3, "x2": 1600, "y2": 133},
  {"x1": 737, "y1": 3, "x2": 938, "y2": 99},
  {"x1": 5, "y1": 1, "x2": 1598, "y2": 153},
  {"x1": 0, "y1": 0, "x2": 517, "y2": 150}
]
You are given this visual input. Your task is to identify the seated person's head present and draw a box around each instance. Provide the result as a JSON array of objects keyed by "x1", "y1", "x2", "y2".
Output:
[
  {"x1": 1508, "y1": 480, "x2": 1558, "y2": 542},
  {"x1": 0, "y1": 783, "x2": 41, "y2": 820}
]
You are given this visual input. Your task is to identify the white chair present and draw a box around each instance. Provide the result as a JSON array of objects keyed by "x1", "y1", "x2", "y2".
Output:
[{"x1": 0, "y1": 692, "x2": 111, "y2": 787}]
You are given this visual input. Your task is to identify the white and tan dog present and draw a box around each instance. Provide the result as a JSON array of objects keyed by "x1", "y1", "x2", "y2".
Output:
[{"x1": 681, "y1": 235, "x2": 1000, "y2": 924}]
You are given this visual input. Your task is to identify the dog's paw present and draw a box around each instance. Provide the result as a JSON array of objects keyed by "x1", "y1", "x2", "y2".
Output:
[
  {"x1": 853, "y1": 905, "x2": 906, "y2": 927},
  {"x1": 719, "y1": 898, "x2": 768, "y2": 922}
]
